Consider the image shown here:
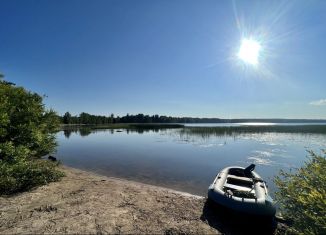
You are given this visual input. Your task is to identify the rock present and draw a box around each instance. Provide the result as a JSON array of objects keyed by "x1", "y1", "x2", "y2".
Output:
[{"x1": 48, "y1": 155, "x2": 57, "y2": 161}]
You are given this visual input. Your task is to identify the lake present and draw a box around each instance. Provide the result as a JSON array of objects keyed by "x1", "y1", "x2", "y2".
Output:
[{"x1": 56, "y1": 124, "x2": 326, "y2": 196}]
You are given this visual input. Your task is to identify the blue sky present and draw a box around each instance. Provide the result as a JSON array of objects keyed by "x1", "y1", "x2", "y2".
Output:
[{"x1": 1, "y1": 0, "x2": 326, "y2": 118}]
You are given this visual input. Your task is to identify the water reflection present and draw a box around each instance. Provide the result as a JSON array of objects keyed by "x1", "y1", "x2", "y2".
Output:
[
  {"x1": 63, "y1": 127, "x2": 93, "y2": 138},
  {"x1": 63, "y1": 129, "x2": 72, "y2": 138},
  {"x1": 62, "y1": 127, "x2": 165, "y2": 139}
]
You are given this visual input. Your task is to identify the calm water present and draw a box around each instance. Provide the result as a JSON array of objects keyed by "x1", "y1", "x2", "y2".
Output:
[
  {"x1": 56, "y1": 125, "x2": 326, "y2": 196},
  {"x1": 184, "y1": 122, "x2": 326, "y2": 127}
]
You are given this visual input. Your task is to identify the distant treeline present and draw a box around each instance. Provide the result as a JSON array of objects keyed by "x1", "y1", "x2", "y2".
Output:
[
  {"x1": 60, "y1": 112, "x2": 326, "y2": 125},
  {"x1": 61, "y1": 112, "x2": 221, "y2": 124}
]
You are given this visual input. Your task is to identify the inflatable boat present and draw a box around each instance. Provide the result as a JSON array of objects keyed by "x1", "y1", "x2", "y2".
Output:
[{"x1": 208, "y1": 164, "x2": 276, "y2": 217}]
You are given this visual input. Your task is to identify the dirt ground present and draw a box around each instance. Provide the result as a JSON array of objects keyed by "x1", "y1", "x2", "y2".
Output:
[{"x1": 0, "y1": 166, "x2": 279, "y2": 234}]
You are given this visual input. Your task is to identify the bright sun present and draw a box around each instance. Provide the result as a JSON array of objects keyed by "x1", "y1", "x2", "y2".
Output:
[{"x1": 238, "y1": 38, "x2": 261, "y2": 65}]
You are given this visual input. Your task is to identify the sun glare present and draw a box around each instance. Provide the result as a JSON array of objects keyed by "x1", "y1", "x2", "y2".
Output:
[{"x1": 238, "y1": 38, "x2": 261, "y2": 65}]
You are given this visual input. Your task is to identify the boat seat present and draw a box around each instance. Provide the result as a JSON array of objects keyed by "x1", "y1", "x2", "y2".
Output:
[
  {"x1": 227, "y1": 175, "x2": 253, "y2": 183},
  {"x1": 223, "y1": 183, "x2": 252, "y2": 192}
]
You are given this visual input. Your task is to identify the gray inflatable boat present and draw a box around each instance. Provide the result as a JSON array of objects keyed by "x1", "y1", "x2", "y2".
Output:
[{"x1": 208, "y1": 164, "x2": 276, "y2": 217}]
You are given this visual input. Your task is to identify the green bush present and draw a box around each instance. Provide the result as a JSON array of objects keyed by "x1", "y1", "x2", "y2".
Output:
[
  {"x1": 0, "y1": 77, "x2": 64, "y2": 195},
  {"x1": 0, "y1": 79, "x2": 60, "y2": 161},
  {"x1": 0, "y1": 159, "x2": 64, "y2": 195},
  {"x1": 274, "y1": 150, "x2": 326, "y2": 235}
]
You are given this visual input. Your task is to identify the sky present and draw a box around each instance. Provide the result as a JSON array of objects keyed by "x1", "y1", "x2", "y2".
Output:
[{"x1": 1, "y1": 0, "x2": 326, "y2": 119}]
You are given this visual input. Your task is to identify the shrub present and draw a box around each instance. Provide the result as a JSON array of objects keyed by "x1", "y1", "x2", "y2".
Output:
[
  {"x1": 0, "y1": 79, "x2": 60, "y2": 161},
  {"x1": 274, "y1": 150, "x2": 326, "y2": 235},
  {"x1": 0, "y1": 77, "x2": 64, "y2": 195},
  {"x1": 0, "y1": 159, "x2": 64, "y2": 195}
]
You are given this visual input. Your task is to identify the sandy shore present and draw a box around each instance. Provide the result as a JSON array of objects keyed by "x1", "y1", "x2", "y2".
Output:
[{"x1": 0, "y1": 166, "x2": 279, "y2": 234}]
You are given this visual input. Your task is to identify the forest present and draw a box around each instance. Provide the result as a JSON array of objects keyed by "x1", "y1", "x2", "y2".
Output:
[
  {"x1": 61, "y1": 112, "x2": 224, "y2": 124},
  {"x1": 61, "y1": 111, "x2": 326, "y2": 125}
]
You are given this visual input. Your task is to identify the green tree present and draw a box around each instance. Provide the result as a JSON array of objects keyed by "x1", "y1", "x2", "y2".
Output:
[
  {"x1": 63, "y1": 112, "x2": 72, "y2": 124},
  {"x1": 110, "y1": 113, "x2": 114, "y2": 123},
  {"x1": 0, "y1": 78, "x2": 63, "y2": 195},
  {"x1": 0, "y1": 80, "x2": 60, "y2": 161},
  {"x1": 274, "y1": 150, "x2": 326, "y2": 235}
]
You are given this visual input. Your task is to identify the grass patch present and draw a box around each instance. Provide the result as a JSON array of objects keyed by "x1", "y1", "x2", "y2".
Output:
[{"x1": 180, "y1": 125, "x2": 326, "y2": 137}]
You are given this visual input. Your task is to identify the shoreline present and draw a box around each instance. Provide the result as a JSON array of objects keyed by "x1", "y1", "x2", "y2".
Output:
[
  {"x1": 0, "y1": 166, "x2": 280, "y2": 234},
  {"x1": 0, "y1": 166, "x2": 218, "y2": 234},
  {"x1": 68, "y1": 167, "x2": 205, "y2": 200}
]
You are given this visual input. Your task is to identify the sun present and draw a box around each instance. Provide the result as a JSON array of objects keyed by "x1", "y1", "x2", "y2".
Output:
[{"x1": 238, "y1": 38, "x2": 261, "y2": 65}]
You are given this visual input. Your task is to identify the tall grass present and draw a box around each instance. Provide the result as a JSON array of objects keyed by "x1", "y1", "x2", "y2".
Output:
[{"x1": 179, "y1": 125, "x2": 326, "y2": 137}]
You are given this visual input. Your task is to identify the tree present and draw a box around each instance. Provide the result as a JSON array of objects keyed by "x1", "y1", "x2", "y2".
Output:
[
  {"x1": 0, "y1": 80, "x2": 60, "y2": 161},
  {"x1": 274, "y1": 150, "x2": 326, "y2": 235},
  {"x1": 110, "y1": 113, "x2": 114, "y2": 123},
  {"x1": 0, "y1": 79, "x2": 63, "y2": 195},
  {"x1": 63, "y1": 112, "x2": 72, "y2": 124}
]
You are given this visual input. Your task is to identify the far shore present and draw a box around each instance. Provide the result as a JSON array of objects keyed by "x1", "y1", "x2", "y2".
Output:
[
  {"x1": 60, "y1": 123, "x2": 326, "y2": 134},
  {"x1": 0, "y1": 166, "x2": 282, "y2": 234}
]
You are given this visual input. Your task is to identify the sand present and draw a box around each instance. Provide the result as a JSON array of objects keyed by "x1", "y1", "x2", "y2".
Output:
[{"x1": 0, "y1": 166, "x2": 279, "y2": 234}]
